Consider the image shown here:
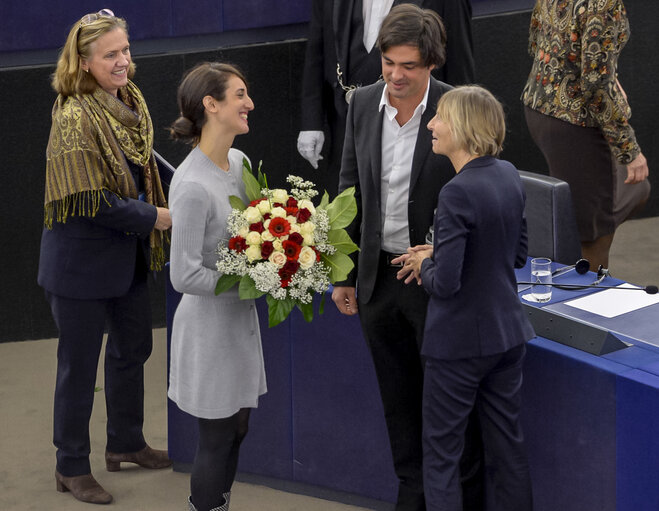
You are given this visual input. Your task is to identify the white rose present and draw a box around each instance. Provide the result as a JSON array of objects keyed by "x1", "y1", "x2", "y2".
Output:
[
  {"x1": 299, "y1": 221, "x2": 315, "y2": 235},
  {"x1": 298, "y1": 246, "x2": 316, "y2": 270},
  {"x1": 238, "y1": 226, "x2": 249, "y2": 238},
  {"x1": 271, "y1": 206, "x2": 287, "y2": 218},
  {"x1": 289, "y1": 223, "x2": 301, "y2": 234},
  {"x1": 261, "y1": 230, "x2": 275, "y2": 242},
  {"x1": 302, "y1": 233, "x2": 314, "y2": 246},
  {"x1": 272, "y1": 189, "x2": 289, "y2": 204},
  {"x1": 287, "y1": 215, "x2": 297, "y2": 226},
  {"x1": 246, "y1": 231, "x2": 262, "y2": 245},
  {"x1": 273, "y1": 239, "x2": 283, "y2": 252},
  {"x1": 245, "y1": 245, "x2": 262, "y2": 262},
  {"x1": 256, "y1": 200, "x2": 271, "y2": 215},
  {"x1": 269, "y1": 250, "x2": 287, "y2": 268},
  {"x1": 244, "y1": 206, "x2": 262, "y2": 224},
  {"x1": 298, "y1": 199, "x2": 316, "y2": 215}
]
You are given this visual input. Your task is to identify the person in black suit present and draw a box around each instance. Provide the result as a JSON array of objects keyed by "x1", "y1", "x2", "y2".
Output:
[
  {"x1": 298, "y1": 0, "x2": 475, "y2": 196},
  {"x1": 332, "y1": 5, "x2": 481, "y2": 510},
  {"x1": 395, "y1": 85, "x2": 534, "y2": 510},
  {"x1": 38, "y1": 10, "x2": 172, "y2": 505}
]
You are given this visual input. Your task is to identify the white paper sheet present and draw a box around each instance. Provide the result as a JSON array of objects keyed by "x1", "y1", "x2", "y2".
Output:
[{"x1": 563, "y1": 283, "x2": 659, "y2": 318}]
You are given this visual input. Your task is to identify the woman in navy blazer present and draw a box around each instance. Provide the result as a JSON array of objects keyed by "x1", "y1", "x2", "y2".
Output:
[
  {"x1": 395, "y1": 86, "x2": 535, "y2": 510},
  {"x1": 37, "y1": 11, "x2": 172, "y2": 505}
]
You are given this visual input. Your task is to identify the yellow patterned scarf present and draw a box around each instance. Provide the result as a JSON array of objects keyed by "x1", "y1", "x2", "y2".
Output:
[{"x1": 44, "y1": 80, "x2": 168, "y2": 270}]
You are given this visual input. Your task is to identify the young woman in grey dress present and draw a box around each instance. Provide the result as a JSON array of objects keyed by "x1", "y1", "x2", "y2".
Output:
[{"x1": 168, "y1": 62, "x2": 266, "y2": 511}]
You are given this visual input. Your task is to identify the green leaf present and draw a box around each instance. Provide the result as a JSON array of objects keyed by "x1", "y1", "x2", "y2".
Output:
[
  {"x1": 326, "y1": 187, "x2": 357, "y2": 229},
  {"x1": 229, "y1": 195, "x2": 246, "y2": 211},
  {"x1": 327, "y1": 228, "x2": 359, "y2": 255},
  {"x1": 318, "y1": 191, "x2": 330, "y2": 210},
  {"x1": 266, "y1": 295, "x2": 296, "y2": 327},
  {"x1": 321, "y1": 251, "x2": 355, "y2": 283},
  {"x1": 297, "y1": 301, "x2": 314, "y2": 323},
  {"x1": 242, "y1": 159, "x2": 262, "y2": 202},
  {"x1": 215, "y1": 274, "x2": 241, "y2": 295},
  {"x1": 238, "y1": 276, "x2": 265, "y2": 299},
  {"x1": 257, "y1": 160, "x2": 267, "y2": 189},
  {"x1": 319, "y1": 292, "x2": 326, "y2": 315}
]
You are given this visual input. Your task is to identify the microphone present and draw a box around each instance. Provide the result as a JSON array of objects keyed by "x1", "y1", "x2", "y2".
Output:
[
  {"x1": 516, "y1": 282, "x2": 658, "y2": 294},
  {"x1": 552, "y1": 258, "x2": 590, "y2": 278}
]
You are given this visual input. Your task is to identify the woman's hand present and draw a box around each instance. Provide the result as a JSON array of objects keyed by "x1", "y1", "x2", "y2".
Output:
[
  {"x1": 626, "y1": 152, "x2": 649, "y2": 184},
  {"x1": 154, "y1": 207, "x2": 172, "y2": 231},
  {"x1": 392, "y1": 245, "x2": 433, "y2": 285}
]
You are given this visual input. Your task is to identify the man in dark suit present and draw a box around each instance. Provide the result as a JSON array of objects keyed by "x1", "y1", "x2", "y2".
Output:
[
  {"x1": 298, "y1": 0, "x2": 475, "y2": 196},
  {"x1": 331, "y1": 5, "x2": 480, "y2": 510}
]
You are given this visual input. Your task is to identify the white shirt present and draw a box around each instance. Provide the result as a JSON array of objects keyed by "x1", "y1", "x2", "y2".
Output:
[
  {"x1": 379, "y1": 79, "x2": 431, "y2": 253},
  {"x1": 362, "y1": 0, "x2": 395, "y2": 52}
]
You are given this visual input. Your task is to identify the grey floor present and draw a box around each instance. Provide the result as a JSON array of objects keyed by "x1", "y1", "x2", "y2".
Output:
[{"x1": 1, "y1": 216, "x2": 657, "y2": 511}]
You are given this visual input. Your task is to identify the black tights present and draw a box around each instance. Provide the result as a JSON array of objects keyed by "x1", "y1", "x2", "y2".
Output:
[{"x1": 190, "y1": 408, "x2": 251, "y2": 511}]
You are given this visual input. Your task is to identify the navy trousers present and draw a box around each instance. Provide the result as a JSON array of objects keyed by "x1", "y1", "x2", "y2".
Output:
[
  {"x1": 358, "y1": 256, "x2": 483, "y2": 511},
  {"x1": 46, "y1": 269, "x2": 153, "y2": 476},
  {"x1": 423, "y1": 344, "x2": 532, "y2": 511}
]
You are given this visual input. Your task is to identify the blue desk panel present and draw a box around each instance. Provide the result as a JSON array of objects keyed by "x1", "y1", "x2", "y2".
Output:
[{"x1": 165, "y1": 262, "x2": 659, "y2": 509}]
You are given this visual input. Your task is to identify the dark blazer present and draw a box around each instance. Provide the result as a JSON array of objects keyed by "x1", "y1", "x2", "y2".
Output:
[
  {"x1": 337, "y1": 77, "x2": 455, "y2": 303},
  {"x1": 420, "y1": 156, "x2": 535, "y2": 360},
  {"x1": 38, "y1": 163, "x2": 157, "y2": 300},
  {"x1": 300, "y1": 0, "x2": 475, "y2": 133}
]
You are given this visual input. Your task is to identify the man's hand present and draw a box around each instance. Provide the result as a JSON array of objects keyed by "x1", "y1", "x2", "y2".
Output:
[
  {"x1": 297, "y1": 130, "x2": 325, "y2": 169},
  {"x1": 332, "y1": 286, "x2": 358, "y2": 315}
]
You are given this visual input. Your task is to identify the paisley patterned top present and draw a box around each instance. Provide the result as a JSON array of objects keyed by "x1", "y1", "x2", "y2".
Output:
[{"x1": 521, "y1": 0, "x2": 639, "y2": 164}]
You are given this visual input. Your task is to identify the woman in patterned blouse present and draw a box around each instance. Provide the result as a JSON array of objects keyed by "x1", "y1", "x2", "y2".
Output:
[{"x1": 521, "y1": 0, "x2": 650, "y2": 270}]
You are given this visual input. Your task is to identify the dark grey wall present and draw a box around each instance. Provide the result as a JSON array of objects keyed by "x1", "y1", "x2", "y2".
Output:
[{"x1": 1, "y1": 5, "x2": 656, "y2": 342}]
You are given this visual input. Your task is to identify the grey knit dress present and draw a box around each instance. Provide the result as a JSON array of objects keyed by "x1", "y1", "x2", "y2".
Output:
[{"x1": 168, "y1": 146, "x2": 267, "y2": 419}]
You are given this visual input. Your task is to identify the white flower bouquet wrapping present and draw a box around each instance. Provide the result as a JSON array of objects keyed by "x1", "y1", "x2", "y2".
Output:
[{"x1": 215, "y1": 159, "x2": 358, "y2": 327}]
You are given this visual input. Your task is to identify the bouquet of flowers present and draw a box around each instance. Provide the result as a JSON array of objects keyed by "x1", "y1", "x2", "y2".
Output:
[{"x1": 215, "y1": 159, "x2": 358, "y2": 327}]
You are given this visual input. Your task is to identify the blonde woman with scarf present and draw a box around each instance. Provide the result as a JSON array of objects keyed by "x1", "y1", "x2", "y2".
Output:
[{"x1": 38, "y1": 9, "x2": 172, "y2": 505}]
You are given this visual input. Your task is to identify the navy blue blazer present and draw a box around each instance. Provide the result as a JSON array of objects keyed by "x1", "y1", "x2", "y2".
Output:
[
  {"x1": 38, "y1": 162, "x2": 157, "y2": 300},
  {"x1": 420, "y1": 156, "x2": 535, "y2": 360}
]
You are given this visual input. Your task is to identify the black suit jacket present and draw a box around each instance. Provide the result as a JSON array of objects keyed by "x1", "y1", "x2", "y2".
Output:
[
  {"x1": 337, "y1": 77, "x2": 455, "y2": 303},
  {"x1": 300, "y1": 0, "x2": 475, "y2": 135}
]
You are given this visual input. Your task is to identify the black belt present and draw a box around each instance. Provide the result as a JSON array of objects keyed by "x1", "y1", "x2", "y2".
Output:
[{"x1": 381, "y1": 251, "x2": 404, "y2": 268}]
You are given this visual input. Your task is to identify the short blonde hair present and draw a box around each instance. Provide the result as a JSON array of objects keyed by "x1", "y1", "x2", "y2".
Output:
[
  {"x1": 436, "y1": 85, "x2": 505, "y2": 157},
  {"x1": 51, "y1": 13, "x2": 136, "y2": 97}
]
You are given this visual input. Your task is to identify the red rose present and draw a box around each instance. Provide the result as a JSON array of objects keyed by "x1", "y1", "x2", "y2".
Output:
[
  {"x1": 228, "y1": 236, "x2": 247, "y2": 253},
  {"x1": 285, "y1": 206, "x2": 299, "y2": 216},
  {"x1": 249, "y1": 222, "x2": 265, "y2": 233},
  {"x1": 288, "y1": 232, "x2": 304, "y2": 245},
  {"x1": 282, "y1": 240, "x2": 302, "y2": 260},
  {"x1": 296, "y1": 208, "x2": 312, "y2": 223},
  {"x1": 261, "y1": 240, "x2": 274, "y2": 259},
  {"x1": 312, "y1": 246, "x2": 321, "y2": 262},
  {"x1": 268, "y1": 217, "x2": 291, "y2": 237},
  {"x1": 263, "y1": 213, "x2": 272, "y2": 220},
  {"x1": 279, "y1": 260, "x2": 300, "y2": 282},
  {"x1": 286, "y1": 197, "x2": 298, "y2": 208}
]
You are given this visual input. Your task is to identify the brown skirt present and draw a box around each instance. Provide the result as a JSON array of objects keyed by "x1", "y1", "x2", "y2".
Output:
[{"x1": 524, "y1": 107, "x2": 650, "y2": 242}]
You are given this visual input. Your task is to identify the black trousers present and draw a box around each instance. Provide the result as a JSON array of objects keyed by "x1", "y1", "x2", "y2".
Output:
[
  {"x1": 46, "y1": 270, "x2": 153, "y2": 476},
  {"x1": 358, "y1": 255, "x2": 483, "y2": 511}
]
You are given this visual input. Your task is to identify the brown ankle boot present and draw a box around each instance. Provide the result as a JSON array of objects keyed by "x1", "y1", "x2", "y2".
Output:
[
  {"x1": 55, "y1": 471, "x2": 113, "y2": 504},
  {"x1": 105, "y1": 444, "x2": 172, "y2": 471}
]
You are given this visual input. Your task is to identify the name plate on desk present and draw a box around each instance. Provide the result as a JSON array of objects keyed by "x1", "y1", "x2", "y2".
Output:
[{"x1": 522, "y1": 304, "x2": 628, "y2": 355}]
